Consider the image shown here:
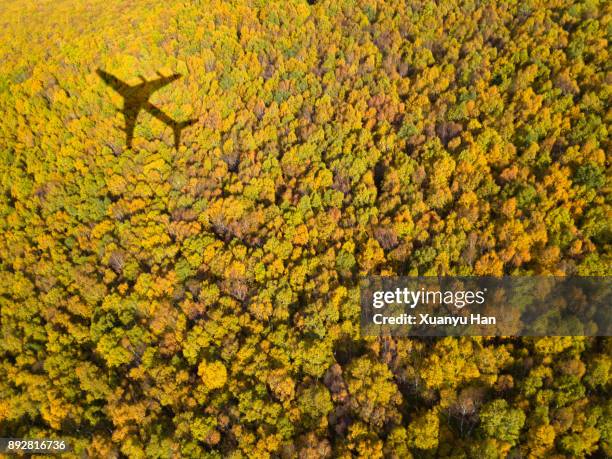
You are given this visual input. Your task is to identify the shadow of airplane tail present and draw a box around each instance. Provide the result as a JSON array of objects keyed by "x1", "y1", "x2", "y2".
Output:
[{"x1": 173, "y1": 119, "x2": 198, "y2": 149}]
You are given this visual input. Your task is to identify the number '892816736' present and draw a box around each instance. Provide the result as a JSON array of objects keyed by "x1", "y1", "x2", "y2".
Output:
[{"x1": 1, "y1": 438, "x2": 69, "y2": 454}]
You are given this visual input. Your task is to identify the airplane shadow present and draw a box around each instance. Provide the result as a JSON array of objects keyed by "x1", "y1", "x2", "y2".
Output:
[{"x1": 97, "y1": 68, "x2": 197, "y2": 149}]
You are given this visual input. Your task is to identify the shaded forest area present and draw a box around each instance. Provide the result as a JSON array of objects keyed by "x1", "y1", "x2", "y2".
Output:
[{"x1": 0, "y1": 0, "x2": 610, "y2": 457}]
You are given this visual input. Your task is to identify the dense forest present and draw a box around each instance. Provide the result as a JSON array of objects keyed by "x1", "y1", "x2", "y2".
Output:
[{"x1": 0, "y1": 0, "x2": 610, "y2": 457}]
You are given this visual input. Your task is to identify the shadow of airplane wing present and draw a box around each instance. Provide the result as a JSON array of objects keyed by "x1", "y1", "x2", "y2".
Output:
[
  {"x1": 97, "y1": 69, "x2": 132, "y2": 94},
  {"x1": 146, "y1": 73, "x2": 182, "y2": 95},
  {"x1": 143, "y1": 101, "x2": 175, "y2": 127}
]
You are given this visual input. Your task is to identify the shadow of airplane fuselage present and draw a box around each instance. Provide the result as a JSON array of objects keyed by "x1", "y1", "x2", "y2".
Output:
[{"x1": 97, "y1": 69, "x2": 197, "y2": 149}]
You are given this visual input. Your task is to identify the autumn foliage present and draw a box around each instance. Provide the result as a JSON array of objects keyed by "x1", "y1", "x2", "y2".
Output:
[{"x1": 0, "y1": 0, "x2": 610, "y2": 457}]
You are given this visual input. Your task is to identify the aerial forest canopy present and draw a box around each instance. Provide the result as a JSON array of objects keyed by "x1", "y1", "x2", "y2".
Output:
[{"x1": 0, "y1": 0, "x2": 610, "y2": 457}]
